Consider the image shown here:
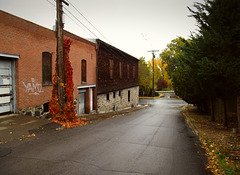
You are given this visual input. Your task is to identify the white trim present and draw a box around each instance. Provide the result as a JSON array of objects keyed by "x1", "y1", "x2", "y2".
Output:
[
  {"x1": 77, "y1": 84, "x2": 96, "y2": 89},
  {"x1": 0, "y1": 53, "x2": 20, "y2": 59}
]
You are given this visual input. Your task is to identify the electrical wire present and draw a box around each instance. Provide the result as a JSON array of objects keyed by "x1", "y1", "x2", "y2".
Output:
[
  {"x1": 46, "y1": 0, "x2": 99, "y2": 38},
  {"x1": 65, "y1": 0, "x2": 112, "y2": 44},
  {"x1": 46, "y1": 0, "x2": 133, "y2": 59}
]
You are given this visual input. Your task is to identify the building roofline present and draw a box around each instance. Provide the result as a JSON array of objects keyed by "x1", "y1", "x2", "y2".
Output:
[
  {"x1": 0, "y1": 10, "x2": 96, "y2": 47},
  {"x1": 96, "y1": 39, "x2": 139, "y2": 62}
]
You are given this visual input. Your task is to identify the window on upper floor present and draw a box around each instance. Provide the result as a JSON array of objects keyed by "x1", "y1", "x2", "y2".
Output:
[
  {"x1": 109, "y1": 59, "x2": 114, "y2": 79},
  {"x1": 133, "y1": 66, "x2": 136, "y2": 79},
  {"x1": 119, "y1": 62, "x2": 122, "y2": 79},
  {"x1": 127, "y1": 64, "x2": 130, "y2": 79},
  {"x1": 42, "y1": 52, "x2": 52, "y2": 84},
  {"x1": 82, "y1": 59, "x2": 87, "y2": 83}
]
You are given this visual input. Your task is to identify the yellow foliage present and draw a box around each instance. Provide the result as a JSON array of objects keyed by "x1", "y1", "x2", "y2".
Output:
[{"x1": 147, "y1": 57, "x2": 171, "y2": 89}]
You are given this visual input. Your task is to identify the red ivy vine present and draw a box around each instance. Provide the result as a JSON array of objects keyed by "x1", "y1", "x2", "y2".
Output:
[{"x1": 49, "y1": 38, "x2": 85, "y2": 128}]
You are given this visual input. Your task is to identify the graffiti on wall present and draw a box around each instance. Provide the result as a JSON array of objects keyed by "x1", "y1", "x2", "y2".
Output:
[{"x1": 23, "y1": 78, "x2": 44, "y2": 95}]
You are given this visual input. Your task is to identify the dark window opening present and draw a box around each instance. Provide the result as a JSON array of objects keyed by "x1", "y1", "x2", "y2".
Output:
[
  {"x1": 128, "y1": 90, "x2": 130, "y2": 102},
  {"x1": 82, "y1": 60, "x2": 87, "y2": 83},
  {"x1": 113, "y1": 92, "x2": 116, "y2": 98},
  {"x1": 119, "y1": 91, "x2": 121, "y2": 97},
  {"x1": 43, "y1": 102, "x2": 49, "y2": 113},
  {"x1": 106, "y1": 93, "x2": 110, "y2": 101},
  {"x1": 42, "y1": 52, "x2": 52, "y2": 84}
]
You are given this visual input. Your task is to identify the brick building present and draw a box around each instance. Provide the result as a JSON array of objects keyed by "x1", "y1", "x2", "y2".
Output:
[
  {"x1": 96, "y1": 39, "x2": 139, "y2": 113},
  {"x1": 0, "y1": 10, "x2": 97, "y2": 117}
]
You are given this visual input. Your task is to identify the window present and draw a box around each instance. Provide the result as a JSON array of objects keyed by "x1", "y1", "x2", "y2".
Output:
[
  {"x1": 119, "y1": 62, "x2": 122, "y2": 79},
  {"x1": 42, "y1": 52, "x2": 52, "y2": 84},
  {"x1": 106, "y1": 93, "x2": 110, "y2": 101},
  {"x1": 119, "y1": 91, "x2": 121, "y2": 97},
  {"x1": 127, "y1": 64, "x2": 130, "y2": 79},
  {"x1": 113, "y1": 92, "x2": 116, "y2": 98},
  {"x1": 128, "y1": 90, "x2": 130, "y2": 102},
  {"x1": 109, "y1": 59, "x2": 114, "y2": 79},
  {"x1": 82, "y1": 60, "x2": 86, "y2": 83},
  {"x1": 133, "y1": 66, "x2": 136, "y2": 79}
]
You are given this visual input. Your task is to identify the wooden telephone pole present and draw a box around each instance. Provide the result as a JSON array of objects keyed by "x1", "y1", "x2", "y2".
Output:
[
  {"x1": 56, "y1": 0, "x2": 69, "y2": 107},
  {"x1": 148, "y1": 50, "x2": 159, "y2": 97}
]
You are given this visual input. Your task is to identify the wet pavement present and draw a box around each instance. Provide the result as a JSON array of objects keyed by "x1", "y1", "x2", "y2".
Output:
[{"x1": 0, "y1": 97, "x2": 209, "y2": 175}]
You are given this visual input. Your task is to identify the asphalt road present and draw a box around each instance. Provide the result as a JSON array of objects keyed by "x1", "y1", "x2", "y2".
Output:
[{"x1": 0, "y1": 96, "x2": 209, "y2": 175}]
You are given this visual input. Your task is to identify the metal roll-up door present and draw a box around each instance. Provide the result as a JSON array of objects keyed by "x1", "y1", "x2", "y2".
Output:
[{"x1": 0, "y1": 59, "x2": 13, "y2": 114}]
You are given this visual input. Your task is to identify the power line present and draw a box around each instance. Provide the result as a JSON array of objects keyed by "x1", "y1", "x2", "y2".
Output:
[
  {"x1": 66, "y1": 0, "x2": 112, "y2": 44},
  {"x1": 63, "y1": 6, "x2": 99, "y2": 38},
  {"x1": 46, "y1": 0, "x2": 95, "y2": 37},
  {"x1": 46, "y1": 0, "x2": 120, "y2": 56},
  {"x1": 46, "y1": 0, "x2": 55, "y2": 7},
  {"x1": 46, "y1": 0, "x2": 98, "y2": 38}
]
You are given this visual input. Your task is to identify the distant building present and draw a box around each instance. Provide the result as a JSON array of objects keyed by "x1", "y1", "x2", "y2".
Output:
[
  {"x1": 96, "y1": 39, "x2": 139, "y2": 113},
  {"x1": 0, "y1": 10, "x2": 97, "y2": 116}
]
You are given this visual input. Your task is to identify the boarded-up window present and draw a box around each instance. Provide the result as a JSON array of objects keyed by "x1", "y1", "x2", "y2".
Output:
[
  {"x1": 109, "y1": 59, "x2": 114, "y2": 79},
  {"x1": 42, "y1": 52, "x2": 52, "y2": 84},
  {"x1": 82, "y1": 60, "x2": 87, "y2": 83},
  {"x1": 127, "y1": 64, "x2": 130, "y2": 79},
  {"x1": 119, "y1": 62, "x2": 122, "y2": 79},
  {"x1": 133, "y1": 66, "x2": 135, "y2": 79}
]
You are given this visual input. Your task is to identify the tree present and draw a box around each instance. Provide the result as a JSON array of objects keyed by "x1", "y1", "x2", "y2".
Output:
[
  {"x1": 160, "y1": 37, "x2": 186, "y2": 78},
  {"x1": 156, "y1": 79, "x2": 168, "y2": 91},
  {"x1": 139, "y1": 57, "x2": 152, "y2": 96},
  {"x1": 187, "y1": 0, "x2": 240, "y2": 126},
  {"x1": 166, "y1": 0, "x2": 240, "y2": 127},
  {"x1": 147, "y1": 57, "x2": 171, "y2": 89},
  {"x1": 155, "y1": 58, "x2": 171, "y2": 89}
]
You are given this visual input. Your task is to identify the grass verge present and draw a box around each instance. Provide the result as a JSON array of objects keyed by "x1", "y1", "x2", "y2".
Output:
[{"x1": 182, "y1": 106, "x2": 240, "y2": 175}]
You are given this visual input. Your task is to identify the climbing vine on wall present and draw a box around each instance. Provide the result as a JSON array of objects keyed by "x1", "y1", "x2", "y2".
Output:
[{"x1": 49, "y1": 38, "x2": 85, "y2": 128}]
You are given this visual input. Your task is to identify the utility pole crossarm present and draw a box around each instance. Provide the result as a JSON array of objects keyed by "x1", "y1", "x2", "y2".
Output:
[{"x1": 62, "y1": 0, "x2": 69, "y2": 6}]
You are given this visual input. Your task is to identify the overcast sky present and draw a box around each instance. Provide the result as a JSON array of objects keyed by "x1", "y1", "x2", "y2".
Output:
[{"x1": 0, "y1": 0, "x2": 203, "y2": 60}]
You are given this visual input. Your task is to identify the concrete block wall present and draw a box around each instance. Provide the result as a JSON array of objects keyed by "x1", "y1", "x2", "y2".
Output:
[{"x1": 97, "y1": 86, "x2": 139, "y2": 113}]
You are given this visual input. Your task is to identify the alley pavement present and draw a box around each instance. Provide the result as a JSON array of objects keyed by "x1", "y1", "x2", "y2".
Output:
[
  {"x1": 0, "y1": 97, "x2": 210, "y2": 175},
  {"x1": 0, "y1": 105, "x2": 145, "y2": 144}
]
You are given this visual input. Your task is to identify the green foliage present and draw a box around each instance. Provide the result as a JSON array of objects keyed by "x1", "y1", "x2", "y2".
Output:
[
  {"x1": 139, "y1": 57, "x2": 152, "y2": 96},
  {"x1": 160, "y1": 37, "x2": 186, "y2": 78},
  {"x1": 162, "y1": 0, "x2": 240, "y2": 113}
]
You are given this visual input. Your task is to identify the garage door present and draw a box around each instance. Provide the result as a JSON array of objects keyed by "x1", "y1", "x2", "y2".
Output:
[{"x1": 0, "y1": 59, "x2": 13, "y2": 114}]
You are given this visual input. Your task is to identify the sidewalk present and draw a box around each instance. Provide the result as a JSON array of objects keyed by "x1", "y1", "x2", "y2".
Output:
[{"x1": 0, "y1": 105, "x2": 146, "y2": 144}]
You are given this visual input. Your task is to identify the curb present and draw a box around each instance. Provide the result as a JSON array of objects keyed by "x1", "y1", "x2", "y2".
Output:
[
  {"x1": 139, "y1": 94, "x2": 163, "y2": 99},
  {"x1": 181, "y1": 111, "x2": 199, "y2": 136}
]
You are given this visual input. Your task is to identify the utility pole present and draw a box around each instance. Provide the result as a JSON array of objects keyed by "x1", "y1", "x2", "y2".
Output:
[
  {"x1": 148, "y1": 50, "x2": 159, "y2": 97},
  {"x1": 56, "y1": 0, "x2": 69, "y2": 107}
]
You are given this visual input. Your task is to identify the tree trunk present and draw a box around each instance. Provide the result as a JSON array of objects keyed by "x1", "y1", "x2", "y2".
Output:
[
  {"x1": 222, "y1": 96, "x2": 228, "y2": 127},
  {"x1": 210, "y1": 97, "x2": 215, "y2": 122},
  {"x1": 237, "y1": 96, "x2": 240, "y2": 132}
]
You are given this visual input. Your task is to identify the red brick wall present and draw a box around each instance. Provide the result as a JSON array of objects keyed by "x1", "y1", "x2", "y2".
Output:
[{"x1": 0, "y1": 10, "x2": 96, "y2": 111}]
